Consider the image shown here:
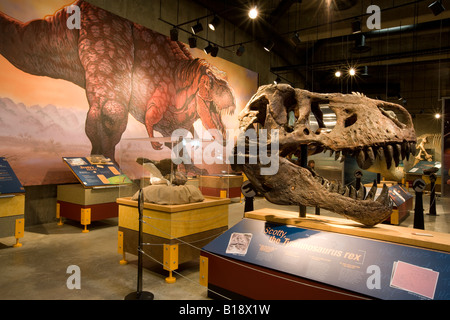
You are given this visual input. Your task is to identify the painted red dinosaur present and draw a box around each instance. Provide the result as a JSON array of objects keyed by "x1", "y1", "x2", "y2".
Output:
[{"x1": 0, "y1": 0, "x2": 236, "y2": 161}]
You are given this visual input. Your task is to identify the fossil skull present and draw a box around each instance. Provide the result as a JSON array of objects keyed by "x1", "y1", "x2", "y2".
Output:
[{"x1": 234, "y1": 84, "x2": 416, "y2": 226}]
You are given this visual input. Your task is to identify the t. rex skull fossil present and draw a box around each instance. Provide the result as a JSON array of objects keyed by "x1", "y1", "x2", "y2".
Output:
[{"x1": 234, "y1": 84, "x2": 416, "y2": 226}]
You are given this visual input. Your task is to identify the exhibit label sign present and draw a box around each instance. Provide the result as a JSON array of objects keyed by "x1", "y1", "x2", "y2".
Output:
[
  {"x1": 63, "y1": 156, "x2": 132, "y2": 188},
  {"x1": 0, "y1": 157, "x2": 24, "y2": 194},
  {"x1": 203, "y1": 218, "x2": 449, "y2": 300}
]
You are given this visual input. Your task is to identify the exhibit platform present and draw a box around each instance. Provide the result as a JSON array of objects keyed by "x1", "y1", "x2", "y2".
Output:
[
  {"x1": 199, "y1": 175, "x2": 243, "y2": 199},
  {"x1": 0, "y1": 194, "x2": 25, "y2": 247},
  {"x1": 117, "y1": 196, "x2": 230, "y2": 280},
  {"x1": 57, "y1": 184, "x2": 132, "y2": 233},
  {"x1": 201, "y1": 208, "x2": 450, "y2": 300}
]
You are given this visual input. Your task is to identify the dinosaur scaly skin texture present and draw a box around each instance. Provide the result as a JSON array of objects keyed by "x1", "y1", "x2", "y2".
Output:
[{"x1": 0, "y1": 1, "x2": 235, "y2": 160}]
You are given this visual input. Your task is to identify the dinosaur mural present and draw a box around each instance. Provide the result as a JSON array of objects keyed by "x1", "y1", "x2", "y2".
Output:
[{"x1": 0, "y1": 0, "x2": 236, "y2": 163}]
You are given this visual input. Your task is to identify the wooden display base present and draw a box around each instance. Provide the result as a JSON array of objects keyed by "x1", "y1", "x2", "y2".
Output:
[
  {"x1": 201, "y1": 208, "x2": 450, "y2": 300},
  {"x1": 0, "y1": 194, "x2": 25, "y2": 247},
  {"x1": 246, "y1": 208, "x2": 450, "y2": 252},
  {"x1": 199, "y1": 175, "x2": 243, "y2": 198},
  {"x1": 201, "y1": 251, "x2": 370, "y2": 300},
  {"x1": 117, "y1": 196, "x2": 230, "y2": 279},
  {"x1": 57, "y1": 184, "x2": 132, "y2": 232}
]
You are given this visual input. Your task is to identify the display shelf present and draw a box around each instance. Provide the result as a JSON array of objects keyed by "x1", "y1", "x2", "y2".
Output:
[{"x1": 201, "y1": 209, "x2": 450, "y2": 300}]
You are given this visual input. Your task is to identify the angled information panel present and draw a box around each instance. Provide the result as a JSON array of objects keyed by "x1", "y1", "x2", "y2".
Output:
[
  {"x1": 0, "y1": 157, "x2": 25, "y2": 194},
  {"x1": 203, "y1": 218, "x2": 449, "y2": 300},
  {"x1": 63, "y1": 156, "x2": 132, "y2": 188}
]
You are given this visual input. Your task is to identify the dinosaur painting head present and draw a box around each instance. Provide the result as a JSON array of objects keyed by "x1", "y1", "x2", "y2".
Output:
[
  {"x1": 195, "y1": 59, "x2": 236, "y2": 138},
  {"x1": 235, "y1": 84, "x2": 416, "y2": 226}
]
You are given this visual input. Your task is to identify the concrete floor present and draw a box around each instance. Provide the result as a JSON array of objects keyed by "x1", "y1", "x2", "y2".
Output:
[{"x1": 0, "y1": 195, "x2": 449, "y2": 300}]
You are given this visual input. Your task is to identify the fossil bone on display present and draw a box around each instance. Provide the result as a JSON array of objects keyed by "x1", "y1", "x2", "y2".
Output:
[{"x1": 234, "y1": 84, "x2": 417, "y2": 227}]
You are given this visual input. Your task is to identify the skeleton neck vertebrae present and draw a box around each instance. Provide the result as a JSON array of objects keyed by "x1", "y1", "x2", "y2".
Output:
[{"x1": 234, "y1": 84, "x2": 417, "y2": 227}]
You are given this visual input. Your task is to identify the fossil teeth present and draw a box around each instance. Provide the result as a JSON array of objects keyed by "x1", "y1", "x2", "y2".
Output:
[
  {"x1": 376, "y1": 183, "x2": 390, "y2": 206},
  {"x1": 384, "y1": 145, "x2": 393, "y2": 169},
  {"x1": 335, "y1": 150, "x2": 341, "y2": 161},
  {"x1": 356, "y1": 149, "x2": 365, "y2": 168},
  {"x1": 337, "y1": 182, "x2": 345, "y2": 194},
  {"x1": 349, "y1": 185, "x2": 357, "y2": 199},
  {"x1": 343, "y1": 186, "x2": 349, "y2": 197},
  {"x1": 400, "y1": 142, "x2": 407, "y2": 160},
  {"x1": 410, "y1": 141, "x2": 416, "y2": 155},
  {"x1": 365, "y1": 180, "x2": 378, "y2": 200},
  {"x1": 393, "y1": 143, "x2": 401, "y2": 167},
  {"x1": 376, "y1": 146, "x2": 385, "y2": 160},
  {"x1": 366, "y1": 147, "x2": 375, "y2": 164},
  {"x1": 357, "y1": 186, "x2": 365, "y2": 200},
  {"x1": 405, "y1": 142, "x2": 410, "y2": 161}
]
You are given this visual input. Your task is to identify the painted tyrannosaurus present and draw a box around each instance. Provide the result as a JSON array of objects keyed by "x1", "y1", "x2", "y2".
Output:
[{"x1": 0, "y1": 1, "x2": 235, "y2": 160}]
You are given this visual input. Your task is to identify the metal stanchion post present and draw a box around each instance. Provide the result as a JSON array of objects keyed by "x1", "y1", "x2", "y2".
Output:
[{"x1": 125, "y1": 189, "x2": 154, "y2": 300}]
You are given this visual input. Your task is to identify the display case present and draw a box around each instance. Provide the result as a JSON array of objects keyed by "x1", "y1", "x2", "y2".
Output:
[
  {"x1": 116, "y1": 136, "x2": 236, "y2": 281},
  {"x1": 0, "y1": 157, "x2": 25, "y2": 247}
]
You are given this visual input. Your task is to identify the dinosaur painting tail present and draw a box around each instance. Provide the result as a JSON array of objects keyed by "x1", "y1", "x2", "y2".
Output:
[{"x1": 0, "y1": 5, "x2": 85, "y2": 87}]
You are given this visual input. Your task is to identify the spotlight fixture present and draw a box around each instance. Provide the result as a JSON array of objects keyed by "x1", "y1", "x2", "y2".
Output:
[
  {"x1": 203, "y1": 43, "x2": 213, "y2": 55},
  {"x1": 349, "y1": 68, "x2": 356, "y2": 76},
  {"x1": 211, "y1": 45, "x2": 219, "y2": 57},
  {"x1": 170, "y1": 27, "x2": 178, "y2": 41},
  {"x1": 351, "y1": 20, "x2": 361, "y2": 34},
  {"x1": 335, "y1": 70, "x2": 342, "y2": 78},
  {"x1": 263, "y1": 39, "x2": 274, "y2": 52},
  {"x1": 361, "y1": 66, "x2": 369, "y2": 76},
  {"x1": 429, "y1": 0, "x2": 445, "y2": 16},
  {"x1": 191, "y1": 21, "x2": 203, "y2": 34},
  {"x1": 208, "y1": 16, "x2": 220, "y2": 31},
  {"x1": 188, "y1": 36, "x2": 197, "y2": 48},
  {"x1": 290, "y1": 32, "x2": 301, "y2": 47},
  {"x1": 350, "y1": 34, "x2": 371, "y2": 53},
  {"x1": 249, "y1": 7, "x2": 258, "y2": 19},
  {"x1": 435, "y1": 113, "x2": 441, "y2": 119},
  {"x1": 274, "y1": 76, "x2": 281, "y2": 84},
  {"x1": 236, "y1": 44, "x2": 245, "y2": 57}
]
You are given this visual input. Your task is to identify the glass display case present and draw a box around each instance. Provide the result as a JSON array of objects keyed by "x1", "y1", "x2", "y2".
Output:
[{"x1": 115, "y1": 135, "x2": 240, "y2": 281}]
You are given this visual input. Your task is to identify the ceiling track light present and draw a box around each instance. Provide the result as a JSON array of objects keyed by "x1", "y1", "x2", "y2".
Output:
[
  {"x1": 236, "y1": 44, "x2": 245, "y2": 57},
  {"x1": 203, "y1": 43, "x2": 213, "y2": 55},
  {"x1": 191, "y1": 21, "x2": 203, "y2": 34},
  {"x1": 263, "y1": 40, "x2": 274, "y2": 52},
  {"x1": 351, "y1": 20, "x2": 362, "y2": 34},
  {"x1": 170, "y1": 27, "x2": 178, "y2": 41},
  {"x1": 249, "y1": 7, "x2": 258, "y2": 19},
  {"x1": 188, "y1": 36, "x2": 197, "y2": 48},
  {"x1": 429, "y1": 0, "x2": 445, "y2": 16},
  {"x1": 208, "y1": 16, "x2": 220, "y2": 31},
  {"x1": 290, "y1": 32, "x2": 301, "y2": 47},
  {"x1": 211, "y1": 45, "x2": 219, "y2": 57}
]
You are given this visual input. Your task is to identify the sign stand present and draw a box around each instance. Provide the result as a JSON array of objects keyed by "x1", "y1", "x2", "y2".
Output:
[{"x1": 413, "y1": 179, "x2": 426, "y2": 230}]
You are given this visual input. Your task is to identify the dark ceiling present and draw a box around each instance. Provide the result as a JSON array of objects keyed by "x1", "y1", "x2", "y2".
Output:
[{"x1": 191, "y1": 0, "x2": 450, "y2": 113}]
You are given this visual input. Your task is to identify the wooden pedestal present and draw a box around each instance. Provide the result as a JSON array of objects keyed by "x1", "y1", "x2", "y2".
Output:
[
  {"x1": 0, "y1": 194, "x2": 25, "y2": 247},
  {"x1": 57, "y1": 184, "x2": 132, "y2": 232},
  {"x1": 201, "y1": 209, "x2": 450, "y2": 300},
  {"x1": 117, "y1": 196, "x2": 230, "y2": 277},
  {"x1": 199, "y1": 175, "x2": 243, "y2": 198}
]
